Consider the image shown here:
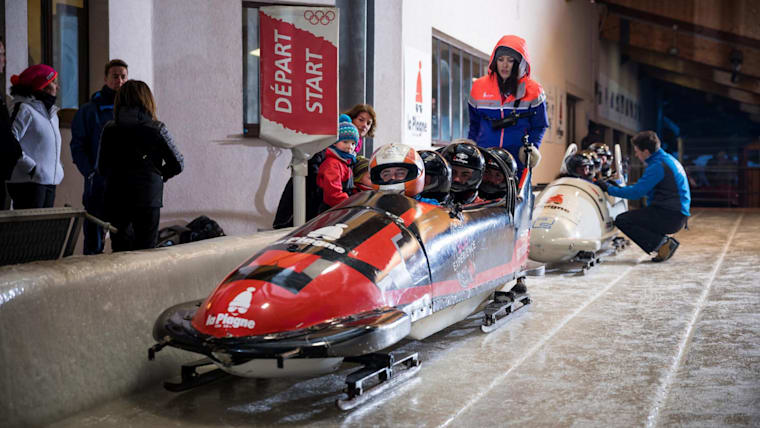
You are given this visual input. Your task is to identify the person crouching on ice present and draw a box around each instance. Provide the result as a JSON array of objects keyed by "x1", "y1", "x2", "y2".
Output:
[
  {"x1": 369, "y1": 143, "x2": 439, "y2": 205},
  {"x1": 317, "y1": 121, "x2": 359, "y2": 212},
  {"x1": 596, "y1": 131, "x2": 691, "y2": 262}
]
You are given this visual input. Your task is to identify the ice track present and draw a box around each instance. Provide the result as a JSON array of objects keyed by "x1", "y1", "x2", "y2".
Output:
[{"x1": 51, "y1": 209, "x2": 760, "y2": 427}]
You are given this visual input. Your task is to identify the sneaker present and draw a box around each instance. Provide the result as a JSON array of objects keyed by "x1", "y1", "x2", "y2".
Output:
[{"x1": 652, "y1": 237, "x2": 679, "y2": 262}]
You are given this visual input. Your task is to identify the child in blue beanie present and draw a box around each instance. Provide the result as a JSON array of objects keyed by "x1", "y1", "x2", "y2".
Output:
[{"x1": 317, "y1": 120, "x2": 359, "y2": 211}]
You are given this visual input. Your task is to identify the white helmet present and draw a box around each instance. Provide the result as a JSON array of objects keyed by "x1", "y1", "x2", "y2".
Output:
[{"x1": 369, "y1": 143, "x2": 425, "y2": 197}]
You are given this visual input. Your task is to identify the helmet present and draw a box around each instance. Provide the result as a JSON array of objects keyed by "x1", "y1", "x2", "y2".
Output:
[
  {"x1": 588, "y1": 142, "x2": 611, "y2": 159},
  {"x1": 579, "y1": 149, "x2": 601, "y2": 175},
  {"x1": 480, "y1": 148, "x2": 516, "y2": 200},
  {"x1": 441, "y1": 139, "x2": 485, "y2": 204},
  {"x1": 589, "y1": 142, "x2": 612, "y2": 175},
  {"x1": 369, "y1": 143, "x2": 425, "y2": 197},
  {"x1": 565, "y1": 151, "x2": 596, "y2": 180},
  {"x1": 418, "y1": 150, "x2": 452, "y2": 203},
  {"x1": 485, "y1": 147, "x2": 516, "y2": 178}
]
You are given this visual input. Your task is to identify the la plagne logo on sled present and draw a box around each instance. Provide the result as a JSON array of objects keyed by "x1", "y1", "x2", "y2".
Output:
[
  {"x1": 205, "y1": 287, "x2": 256, "y2": 330},
  {"x1": 276, "y1": 224, "x2": 348, "y2": 254}
]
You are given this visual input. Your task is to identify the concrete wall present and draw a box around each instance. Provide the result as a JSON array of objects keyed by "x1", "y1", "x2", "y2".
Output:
[
  {"x1": 376, "y1": 0, "x2": 600, "y2": 183},
  {"x1": 0, "y1": 230, "x2": 289, "y2": 427}
]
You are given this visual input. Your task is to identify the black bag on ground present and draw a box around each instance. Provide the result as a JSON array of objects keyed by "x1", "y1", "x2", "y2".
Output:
[{"x1": 156, "y1": 215, "x2": 225, "y2": 247}]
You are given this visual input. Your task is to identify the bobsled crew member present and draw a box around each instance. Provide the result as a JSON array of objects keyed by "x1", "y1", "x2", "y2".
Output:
[
  {"x1": 468, "y1": 35, "x2": 548, "y2": 173},
  {"x1": 441, "y1": 139, "x2": 486, "y2": 204},
  {"x1": 561, "y1": 150, "x2": 596, "y2": 181},
  {"x1": 369, "y1": 142, "x2": 439, "y2": 205},
  {"x1": 480, "y1": 147, "x2": 517, "y2": 200},
  {"x1": 589, "y1": 142, "x2": 613, "y2": 180},
  {"x1": 317, "y1": 120, "x2": 359, "y2": 211},
  {"x1": 418, "y1": 149, "x2": 452, "y2": 204},
  {"x1": 97, "y1": 80, "x2": 184, "y2": 251},
  {"x1": 596, "y1": 131, "x2": 690, "y2": 262}
]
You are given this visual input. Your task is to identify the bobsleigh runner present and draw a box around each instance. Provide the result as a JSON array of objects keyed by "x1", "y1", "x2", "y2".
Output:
[
  {"x1": 149, "y1": 143, "x2": 536, "y2": 410},
  {"x1": 529, "y1": 143, "x2": 629, "y2": 273}
]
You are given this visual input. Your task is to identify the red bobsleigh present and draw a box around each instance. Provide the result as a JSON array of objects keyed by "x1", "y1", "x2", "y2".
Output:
[{"x1": 149, "y1": 146, "x2": 535, "y2": 409}]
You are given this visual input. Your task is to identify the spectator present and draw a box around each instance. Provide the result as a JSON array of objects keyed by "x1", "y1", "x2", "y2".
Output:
[
  {"x1": 468, "y1": 35, "x2": 547, "y2": 174},
  {"x1": 6, "y1": 64, "x2": 63, "y2": 209},
  {"x1": 353, "y1": 155, "x2": 373, "y2": 192},
  {"x1": 97, "y1": 80, "x2": 184, "y2": 251},
  {"x1": 316, "y1": 121, "x2": 358, "y2": 211},
  {"x1": 0, "y1": 38, "x2": 22, "y2": 210},
  {"x1": 71, "y1": 59, "x2": 128, "y2": 254},
  {"x1": 597, "y1": 131, "x2": 690, "y2": 262},
  {"x1": 342, "y1": 104, "x2": 377, "y2": 154}
]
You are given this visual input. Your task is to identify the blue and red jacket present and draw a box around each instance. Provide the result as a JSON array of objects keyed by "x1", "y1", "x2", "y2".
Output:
[
  {"x1": 468, "y1": 35, "x2": 548, "y2": 169},
  {"x1": 317, "y1": 146, "x2": 355, "y2": 207}
]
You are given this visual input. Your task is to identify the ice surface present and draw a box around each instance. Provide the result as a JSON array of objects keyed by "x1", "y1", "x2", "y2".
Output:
[{"x1": 49, "y1": 209, "x2": 760, "y2": 427}]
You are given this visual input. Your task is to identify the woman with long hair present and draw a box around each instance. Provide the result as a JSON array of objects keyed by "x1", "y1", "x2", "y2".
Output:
[
  {"x1": 342, "y1": 103, "x2": 377, "y2": 154},
  {"x1": 468, "y1": 35, "x2": 548, "y2": 174},
  {"x1": 97, "y1": 80, "x2": 184, "y2": 251}
]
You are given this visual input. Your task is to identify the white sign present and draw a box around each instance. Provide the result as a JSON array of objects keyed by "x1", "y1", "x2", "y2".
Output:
[
  {"x1": 596, "y1": 73, "x2": 641, "y2": 131},
  {"x1": 403, "y1": 46, "x2": 431, "y2": 149}
]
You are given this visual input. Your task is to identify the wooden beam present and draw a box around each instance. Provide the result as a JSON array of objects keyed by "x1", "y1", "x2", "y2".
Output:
[
  {"x1": 641, "y1": 65, "x2": 760, "y2": 105},
  {"x1": 601, "y1": 14, "x2": 760, "y2": 79},
  {"x1": 600, "y1": 0, "x2": 760, "y2": 47},
  {"x1": 624, "y1": 46, "x2": 760, "y2": 95}
]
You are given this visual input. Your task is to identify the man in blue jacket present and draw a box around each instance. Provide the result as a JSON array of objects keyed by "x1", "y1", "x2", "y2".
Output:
[
  {"x1": 70, "y1": 59, "x2": 128, "y2": 254},
  {"x1": 597, "y1": 131, "x2": 691, "y2": 262}
]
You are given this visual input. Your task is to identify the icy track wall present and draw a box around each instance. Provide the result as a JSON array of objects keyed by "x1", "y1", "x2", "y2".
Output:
[{"x1": 0, "y1": 229, "x2": 290, "y2": 427}]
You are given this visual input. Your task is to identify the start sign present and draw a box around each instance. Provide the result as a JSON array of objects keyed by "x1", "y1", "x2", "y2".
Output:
[{"x1": 259, "y1": 7, "x2": 339, "y2": 148}]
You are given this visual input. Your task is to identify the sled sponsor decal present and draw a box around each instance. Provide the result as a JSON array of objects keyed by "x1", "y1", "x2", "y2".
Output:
[
  {"x1": 205, "y1": 287, "x2": 257, "y2": 330},
  {"x1": 276, "y1": 223, "x2": 349, "y2": 254},
  {"x1": 532, "y1": 216, "x2": 555, "y2": 230},
  {"x1": 546, "y1": 194, "x2": 564, "y2": 205},
  {"x1": 307, "y1": 223, "x2": 347, "y2": 241}
]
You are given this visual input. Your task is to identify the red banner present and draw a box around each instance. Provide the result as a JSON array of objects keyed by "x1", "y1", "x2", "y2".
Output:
[{"x1": 259, "y1": 7, "x2": 339, "y2": 147}]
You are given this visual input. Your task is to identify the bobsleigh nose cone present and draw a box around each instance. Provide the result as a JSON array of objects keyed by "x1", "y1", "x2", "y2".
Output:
[{"x1": 191, "y1": 256, "x2": 382, "y2": 337}]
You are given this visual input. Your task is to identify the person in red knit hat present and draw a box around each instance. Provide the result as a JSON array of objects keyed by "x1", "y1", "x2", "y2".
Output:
[{"x1": 6, "y1": 64, "x2": 63, "y2": 208}]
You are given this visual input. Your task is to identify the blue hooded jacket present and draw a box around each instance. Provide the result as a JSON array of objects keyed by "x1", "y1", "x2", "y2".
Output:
[{"x1": 607, "y1": 148, "x2": 691, "y2": 216}]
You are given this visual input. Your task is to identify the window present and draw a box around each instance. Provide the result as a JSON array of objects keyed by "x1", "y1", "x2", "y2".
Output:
[
  {"x1": 243, "y1": 3, "x2": 261, "y2": 136},
  {"x1": 431, "y1": 35, "x2": 488, "y2": 143},
  {"x1": 27, "y1": 0, "x2": 88, "y2": 109}
]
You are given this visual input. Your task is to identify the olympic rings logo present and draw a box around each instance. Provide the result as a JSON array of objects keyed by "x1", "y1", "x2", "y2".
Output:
[{"x1": 303, "y1": 9, "x2": 335, "y2": 25}]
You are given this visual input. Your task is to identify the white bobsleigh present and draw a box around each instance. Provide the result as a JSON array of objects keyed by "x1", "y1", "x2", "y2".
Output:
[{"x1": 529, "y1": 144, "x2": 628, "y2": 264}]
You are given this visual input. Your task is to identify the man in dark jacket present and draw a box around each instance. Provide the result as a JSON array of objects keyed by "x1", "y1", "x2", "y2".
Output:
[
  {"x1": 70, "y1": 59, "x2": 128, "y2": 254},
  {"x1": 597, "y1": 131, "x2": 691, "y2": 262},
  {"x1": 1, "y1": 38, "x2": 22, "y2": 210}
]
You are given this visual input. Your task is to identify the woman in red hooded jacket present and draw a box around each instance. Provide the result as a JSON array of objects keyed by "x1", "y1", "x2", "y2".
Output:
[{"x1": 468, "y1": 35, "x2": 548, "y2": 174}]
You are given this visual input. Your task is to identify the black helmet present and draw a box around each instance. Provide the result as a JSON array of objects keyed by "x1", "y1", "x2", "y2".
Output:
[
  {"x1": 485, "y1": 147, "x2": 516, "y2": 178},
  {"x1": 588, "y1": 142, "x2": 611, "y2": 159},
  {"x1": 565, "y1": 151, "x2": 595, "y2": 180},
  {"x1": 418, "y1": 150, "x2": 452, "y2": 203},
  {"x1": 441, "y1": 139, "x2": 485, "y2": 203},
  {"x1": 479, "y1": 148, "x2": 514, "y2": 200}
]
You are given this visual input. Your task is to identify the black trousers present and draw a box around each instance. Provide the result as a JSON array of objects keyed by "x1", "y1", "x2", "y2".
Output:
[
  {"x1": 107, "y1": 205, "x2": 160, "y2": 252},
  {"x1": 7, "y1": 182, "x2": 56, "y2": 209},
  {"x1": 614, "y1": 206, "x2": 687, "y2": 253}
]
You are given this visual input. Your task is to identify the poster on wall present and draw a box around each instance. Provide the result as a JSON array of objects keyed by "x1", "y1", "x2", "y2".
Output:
[
  {"x1": 543, "y1": 85, "x2": 555, "y2": 144},
  {"x1": 596, "y1": 73, "x2": 641, "y2": 131},
  {"x1": 259, "y1": 6, "x2": 339, "y2": 149},
  {"x1": 403, "y1": 46, "x2": 431, "y2": 150}
]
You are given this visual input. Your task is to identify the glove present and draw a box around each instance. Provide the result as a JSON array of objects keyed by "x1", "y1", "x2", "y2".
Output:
[
  {"x1": 518, "y1": 144, "x2": 541, "y2": 168},
  {"x1": 596, "y1": 180, "x2": 609, "y2": 192}
]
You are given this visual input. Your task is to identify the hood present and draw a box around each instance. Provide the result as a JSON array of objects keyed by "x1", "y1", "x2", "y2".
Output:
[{"x1": 489, "y1": 35, "x2": 531, "y2": 80}]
